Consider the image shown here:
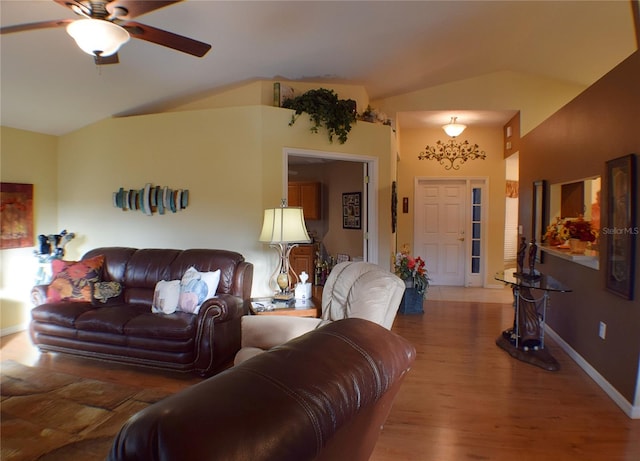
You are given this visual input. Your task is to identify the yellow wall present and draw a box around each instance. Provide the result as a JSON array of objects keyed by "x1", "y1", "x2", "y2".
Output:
[
  {"x1": 396, "y1": 126, "x2": 506, "y2": 286},
  {"x1": 0, "y1": 72, "x2": 579, "y2": 333},
  {"x1": 52, "y1": 104, "x2": 394, "y2": 299},
  {"x1": 1, "y1": 127, "x2": 58, "y2": 334},
  {"x1": 260, "y1": 106, "x2": 396, "y2": 277},
  {"x1": 374, "y1": 71, "x2": 586, "y2": 136},
  {"x1": 166, "y1": 79, "x2": 371, "y2": 118}
]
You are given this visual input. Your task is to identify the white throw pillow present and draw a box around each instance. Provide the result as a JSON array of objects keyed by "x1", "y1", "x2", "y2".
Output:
[
  {"x1": 151, "y1": 280, "x2": 181, "y2": 314},
  {"x1": 178, "y1": 267, "x2": 221, "y2": 314}
]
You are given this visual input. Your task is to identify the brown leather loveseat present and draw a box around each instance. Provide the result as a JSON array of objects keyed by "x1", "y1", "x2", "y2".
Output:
[
  {"x1": 108, "y1": 318, "x2": 416, "y2": 461},
  {"x1": 30, "y1": 247, "x2": 253, "y2": 376}
]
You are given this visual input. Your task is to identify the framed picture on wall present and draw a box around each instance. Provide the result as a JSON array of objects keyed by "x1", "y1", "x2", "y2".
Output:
[
  {"x1": 1, "y1": 182, "x2": 34, "y2": 249},
  {"x1": 342, "y1": 192, "x2": 361, "y2": 229},
  {"x1": 605, "y1": 153, "x2": 637, "y2": 300}
]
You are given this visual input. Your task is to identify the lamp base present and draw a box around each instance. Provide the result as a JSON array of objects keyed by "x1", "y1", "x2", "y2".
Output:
[{"x1": 273, "y1": 292, "x2": 294, "y2": 302}]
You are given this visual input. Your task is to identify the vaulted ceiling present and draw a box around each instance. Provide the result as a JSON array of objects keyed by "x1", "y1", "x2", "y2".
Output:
[{"x1": 1, "y1": 0, "x2": 637, "y2": 136}]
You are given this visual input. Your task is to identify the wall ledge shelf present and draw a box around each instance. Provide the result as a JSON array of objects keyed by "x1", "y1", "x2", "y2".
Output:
[{"x1": 540, "y1": 245, "x2": 599, "y2": 270}]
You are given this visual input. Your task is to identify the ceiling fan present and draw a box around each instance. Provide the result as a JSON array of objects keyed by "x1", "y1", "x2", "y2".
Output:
[{"x1": 0, "y1": 0, "x2": 211, "y2": 65}]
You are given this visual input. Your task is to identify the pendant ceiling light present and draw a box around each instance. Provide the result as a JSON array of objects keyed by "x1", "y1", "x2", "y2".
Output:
[
  {"x1": 66, "y1": 19, "x2": 130, "y2": 57},
  {"x1": 442, "y1": 117, "x2": 467, "y2": 138}
]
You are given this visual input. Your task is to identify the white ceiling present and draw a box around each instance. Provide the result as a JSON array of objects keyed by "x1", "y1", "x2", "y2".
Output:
[{"x1": 1, "y1": 0, "x2": 637, "y2": 136}]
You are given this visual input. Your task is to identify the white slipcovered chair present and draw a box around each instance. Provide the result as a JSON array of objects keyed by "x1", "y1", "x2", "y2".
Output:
[{"x1": 234, "y1": 261, "x2": 405, "y2": 365}]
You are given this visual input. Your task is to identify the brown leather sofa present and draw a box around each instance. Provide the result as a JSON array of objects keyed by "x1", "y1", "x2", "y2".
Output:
[
  {"x1": 108, "y1": 318, "x2": 416, "y2": 461},
  {"x1": 30, "y1": 247, "x2": 253, "y2": 376}
]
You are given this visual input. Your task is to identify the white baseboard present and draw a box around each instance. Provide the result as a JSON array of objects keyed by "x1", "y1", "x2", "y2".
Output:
[
  {"x1": 545, "y1": 326, "x2": 639, "y2": 419},
  {"x1": 1, "y1": 323, "x2": 28, "y2": 337}
]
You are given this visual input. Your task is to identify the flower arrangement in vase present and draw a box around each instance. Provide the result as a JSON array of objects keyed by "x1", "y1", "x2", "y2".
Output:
[
  {"x1": 543, "y1": 217, "x2": 568, "y2": 246},
  {"x1": 563, "y1": 217, "x2": 597, "y2": 242},
  {"x1": 394, "y1": 245, "x2": 429, "y2": 298}
]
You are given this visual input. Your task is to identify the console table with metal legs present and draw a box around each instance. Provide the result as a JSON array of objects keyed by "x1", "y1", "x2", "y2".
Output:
[{"x1": 494, "y1": 268, "x2": 572, "y2": 371}]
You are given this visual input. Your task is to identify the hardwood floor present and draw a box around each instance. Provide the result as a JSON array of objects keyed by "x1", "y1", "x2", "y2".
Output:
[
  {"x1": 2, "y1": 295, "x2": 639, "y2": 460},
  {"x1": 371, "y1": 299, "x2": 640, "y2": 461}
]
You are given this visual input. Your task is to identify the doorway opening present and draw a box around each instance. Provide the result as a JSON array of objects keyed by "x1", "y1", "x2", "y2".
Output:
[
  {"x1": 504, "y1": 152, "x2": 519, "y2": 268},
  {"x1": 283, "y1": 148, "x2": 379, "y2": 265}
]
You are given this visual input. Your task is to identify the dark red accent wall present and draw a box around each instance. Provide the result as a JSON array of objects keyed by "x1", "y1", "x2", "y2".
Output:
[{"x1": 520, "y1": 51, "x2": 640, "y2": 404}]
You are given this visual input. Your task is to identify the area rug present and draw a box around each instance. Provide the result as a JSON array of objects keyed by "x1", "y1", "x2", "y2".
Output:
[{"x1": 1, "y1": 360, "x2": 171, "y2": 461}]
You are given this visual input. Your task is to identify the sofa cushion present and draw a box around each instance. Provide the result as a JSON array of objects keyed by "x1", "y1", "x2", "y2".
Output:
[
  {"x1": 74, "y1": 305, "x2": 150, "y2": 334},
  {"x1": 152, "y1": 280, "x2": 181, "y2": 314},
  {"x1": 124, "y1": 249, "x2": 180, "y2": 289},
  {"x1": 46, "y1": 255, "x2": 105, "y2": 303},
  {"x1": 91, "y1": 281, "x2": 124, "y2": 306},
  {"x1": 31, "y1": 302, "x2": 95, "y2": 327},
  {"x1": 178, "y1": 267, "x2": 220, "y2": 314},
  {"x1": 124, "y1": 312, "x2": 197, "y2": 340}
]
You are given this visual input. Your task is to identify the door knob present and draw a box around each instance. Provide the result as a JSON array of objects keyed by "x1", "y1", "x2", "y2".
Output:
[{"x1": 458, "y1": 237, "x2": 465, "y2": 241}]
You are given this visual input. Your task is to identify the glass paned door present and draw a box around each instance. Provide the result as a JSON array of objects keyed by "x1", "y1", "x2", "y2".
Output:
[{"x1": 471, "y1": 187, "x2": 482, "y2": 274}]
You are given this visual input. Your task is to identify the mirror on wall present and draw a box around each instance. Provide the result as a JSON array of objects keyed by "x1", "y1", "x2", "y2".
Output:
[
  {"x1": 548, "y1": 175, "x2": 601, "y2": 231},
  {"x1": 532, "y1": 180, "x2": 547, "y2": 244}
]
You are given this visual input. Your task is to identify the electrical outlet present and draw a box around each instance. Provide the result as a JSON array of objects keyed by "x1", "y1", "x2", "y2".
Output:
[{"x1": 599, "y1": 321, "x2": 607, "y2": 340}]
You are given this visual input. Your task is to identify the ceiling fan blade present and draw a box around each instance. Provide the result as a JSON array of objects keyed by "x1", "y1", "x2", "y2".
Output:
[
  {"x1": 95, "y1": 53, "x2": 119, "y2": 65},
  {"x1": 124, "y1": 22, "x2": 211, "y2": 57},
  {"x1": 1, "y1": 19, "x2": 73, "y2": 35}
]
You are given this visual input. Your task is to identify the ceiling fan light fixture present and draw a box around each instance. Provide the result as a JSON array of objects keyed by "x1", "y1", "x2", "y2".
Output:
[
  {"x1": 66, "y1": 19, "x2": 129, "y2": 57},
  {"x1": 443, "y1": 117, "x2": 467, "y2": 138}
]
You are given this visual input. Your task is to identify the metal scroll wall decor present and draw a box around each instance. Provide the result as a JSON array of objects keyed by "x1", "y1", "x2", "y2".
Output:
[
  {"x1": 113, "y1": 184, "x2": 189, "y2": 216},
  {"x1": 418, "y1": 139, "x2": 486, "y2": 170}
]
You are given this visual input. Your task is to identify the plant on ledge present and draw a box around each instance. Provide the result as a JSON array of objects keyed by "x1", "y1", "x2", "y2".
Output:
[
  {"x1": 394, "y1": 245, "x2": 429, "y2": 298},
  {"x1": 564, "y1": 216, "x2": 597, "y2": 242},
  {"x1": 282, "y1": 88, "x2": 357, "y2": 144},
  {"x1": 544, "y1": 217, "x2": 567, "y2": 245}
]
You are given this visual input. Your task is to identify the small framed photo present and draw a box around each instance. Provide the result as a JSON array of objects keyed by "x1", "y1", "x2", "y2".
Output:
[{"x1": 342, "y1": 192, "x2": 361, "y2": 229}]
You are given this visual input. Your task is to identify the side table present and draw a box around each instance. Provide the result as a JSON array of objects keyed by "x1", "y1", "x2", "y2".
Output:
[
  {"x1": 494, "y1": 268, "x2": 572, "y2": 371},
  {"x1": 250, "y1": 298, "x2": 318, "y2": 318}
]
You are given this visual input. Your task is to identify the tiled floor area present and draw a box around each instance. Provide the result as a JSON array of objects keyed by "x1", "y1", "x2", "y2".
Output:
[{"x1": 426, "y1": 285, "x2": 514, "y2": 304}]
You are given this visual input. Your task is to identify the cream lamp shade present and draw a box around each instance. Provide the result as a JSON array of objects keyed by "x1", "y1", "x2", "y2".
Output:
[
  {"x1": 66, "y1": 19, "x2": 130, "y2": 57},
  {"x1": 259, "y1": 207, "x2": 311, "y2": 244},
  {"x1": 442, "y1": 117, "x2": 467, "y2": 138},
  {"x1": 260, "y1": 206, "x2": 311, "y2": 296}
]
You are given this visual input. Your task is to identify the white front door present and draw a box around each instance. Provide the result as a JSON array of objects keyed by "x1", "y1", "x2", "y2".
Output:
[{"x1": 414, "y1": 180, "x2": 467, "y2": 286}]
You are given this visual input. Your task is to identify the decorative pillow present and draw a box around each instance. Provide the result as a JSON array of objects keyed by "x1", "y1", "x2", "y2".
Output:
[
  {"x1": 91, "y1": 281, "x2": 124, "y2": 306},
  {"x1": 46, "y1": 255, "x2": 105, "y2": 303},
  {"x1": 178, "y1": 267, "x2": 220, "y2": 314},
  {"x1": 152, "y1": 280, "x2": 181, "y2": 314}
]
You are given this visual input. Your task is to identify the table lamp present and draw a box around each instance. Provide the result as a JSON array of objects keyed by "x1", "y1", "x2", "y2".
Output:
[{"x1": 259, "y1": 203, "x2": 311, "y2": 300}]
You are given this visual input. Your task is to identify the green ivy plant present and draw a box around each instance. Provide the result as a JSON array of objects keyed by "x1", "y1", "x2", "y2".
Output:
[{"x1": 282, "y1": 88, "x2": 357, "y2": 144}]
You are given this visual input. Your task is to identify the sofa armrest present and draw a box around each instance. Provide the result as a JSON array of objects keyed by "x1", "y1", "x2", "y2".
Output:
[
  {"x1": 198, "y1": 293, "x2": 244, "y2": 323},
  {"x1": 231, "y1": 260, "x2": 253, "y2": 302},
  {"x1": 193, "y1": 293, "x2": 246, "y2": 375},
  {"x1": 31, "y1": 285, "x2": 49, "y2": 306}
]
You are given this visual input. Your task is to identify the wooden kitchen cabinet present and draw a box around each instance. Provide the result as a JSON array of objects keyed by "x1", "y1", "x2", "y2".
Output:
[
  {"x1": 288, "y1": 181, "x2": 321, "y2": 220},
  {"x1": 290, "y1": 244, "x2": 315, "y2": 284}
]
